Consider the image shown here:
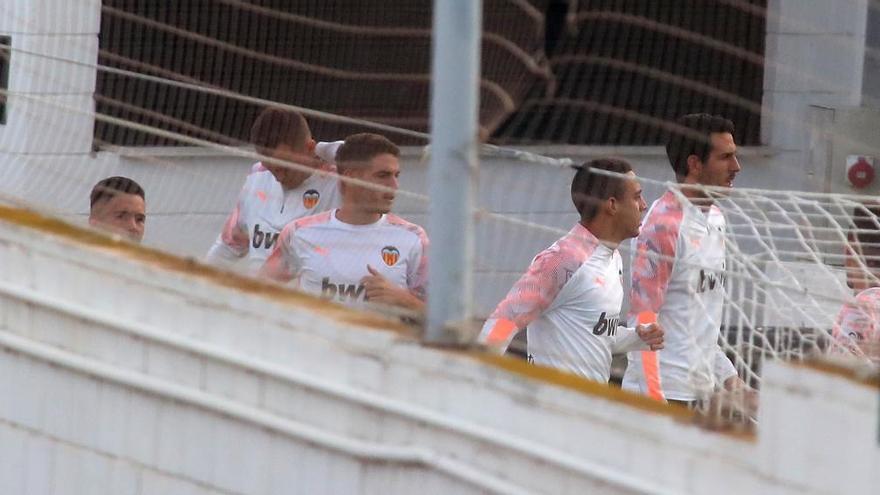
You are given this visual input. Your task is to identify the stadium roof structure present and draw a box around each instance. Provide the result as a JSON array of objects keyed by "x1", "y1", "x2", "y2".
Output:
[{"x1": 94, "y1": 0, "x2": 765, "y2": 149}]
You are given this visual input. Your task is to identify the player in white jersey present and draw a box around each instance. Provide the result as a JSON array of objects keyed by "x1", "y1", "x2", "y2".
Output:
[
  {"x1": 624, "y1": 113, "x2": 752, "y2": 406},
  {"x1": 834, "y1": 204, "x2": 880, "y2": 364},
  {"x1": 479, "y1": 158, "x2": 664, "y2": 383},
  {"x1": 206, "y1": 107, "x2": 342, "y2": 273},
  {"x1": 260, "y1": 133, "x2": 428, "y2": 312}
]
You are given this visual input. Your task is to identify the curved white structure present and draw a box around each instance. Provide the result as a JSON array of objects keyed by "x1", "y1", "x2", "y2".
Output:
[{"x1": 0, "y1": 206, "x2": 877, "y2": 494}]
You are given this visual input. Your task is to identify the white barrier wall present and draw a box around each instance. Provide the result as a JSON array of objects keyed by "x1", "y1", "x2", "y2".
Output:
[{"x1": 0, "y1": 207, "x2": 878, "y2": 495}]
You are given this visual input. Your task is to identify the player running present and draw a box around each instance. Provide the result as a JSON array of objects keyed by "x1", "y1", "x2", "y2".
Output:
[
  {"x1": 623, "y1": 113, "x2": 753, "y2": 407},
  {"x1": 206, "y1": 107, "x2": 342, "y2": 274},
  {"x1": 260, "y1": 133, "x2": 428, "y2": 313},
  {"x1": 479, "y1": 158, "x2": 664, "y2": 383}
]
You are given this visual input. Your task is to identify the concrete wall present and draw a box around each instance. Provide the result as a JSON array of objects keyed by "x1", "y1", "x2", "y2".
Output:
[
  {"x1": 1, "y1": 205, "x2": 878, "y2": 494},
  {"x1": 0, "y1": 0, "x2": 100, "y2": 154}
]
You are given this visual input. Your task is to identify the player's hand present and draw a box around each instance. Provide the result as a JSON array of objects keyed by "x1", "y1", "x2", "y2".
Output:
[
  {"x1": 723, "y1": 375, "x2": 759, "y2": 418},
  {"x1": 361, "y1": 265, "x2": 425, "y2": 312},
  {"x1": 637, "y1": 322, "x2": 664, "y2": 350}
]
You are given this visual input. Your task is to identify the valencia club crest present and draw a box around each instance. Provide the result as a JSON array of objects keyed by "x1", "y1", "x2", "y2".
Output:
[
  {"x1": 302, "y1": 189, "x2": 320, "y2": 209},
  {"x1": 381, "y1": 246, "x2": 400, "y2": 266}
]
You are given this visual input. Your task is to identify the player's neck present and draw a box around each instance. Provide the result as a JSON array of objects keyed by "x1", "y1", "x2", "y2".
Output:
[
  {"x1": 336, "y1": 206, "x2": 382, "y2": 225},
  {"x1": 280, "y1": 176, "x2": 308, "y2": 191},
  {"x1": 581, "y1": 218, "x2": 623, "y2": 249},
  {"x1": 680, "y1": 181, "x2": 715, "y2": 210}
]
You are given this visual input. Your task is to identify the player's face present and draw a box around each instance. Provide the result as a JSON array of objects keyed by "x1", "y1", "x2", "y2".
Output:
[
  {"x1": 696, "y1": 132, "x2": 740, "y2": 192},
  {"x1": 89, "y1": 193, "x2": 146, "y2": 242},
  {"x1": 265, "y1": 139, "x2": 319, "y2": 189},
  {"x1": 846, "y1": 245, "x2": 880, "y2": 290},
  {"x1": 617, "y1": 172, "x2": 648, "y2": 239},
  {"x1": 349, "y1": 153, "x2": 400, "y2": 214}
]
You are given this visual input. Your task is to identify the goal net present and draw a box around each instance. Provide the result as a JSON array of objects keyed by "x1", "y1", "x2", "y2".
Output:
[{"x1": 0, "y1": 0, "x2": 877, "y2": 425}]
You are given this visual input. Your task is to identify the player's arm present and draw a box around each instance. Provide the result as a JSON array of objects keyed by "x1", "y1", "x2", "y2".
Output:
[
  {"x1": 714, "y1": 348, "x2": 739, "y2": 387},
  {"x1": 611, "y1": 322, "x2": 665, "y2": 354},
  {"x1": 206, "y1": 194, "x2": 249, "y2": 265},
  {"x1": 479, "y1": 250, "x2": 572, "y2": 353},
  {"x1": 627, "y1": 214, "x2": 678, "y2": 324},
  {"x1": 258, "y1": 224, "x2": 301, "y2": 283},
  {"x1": 361, "y1": 265, "x2": 425, "y2": 313},
  {"x1": 625, "y1": 212, "x2": 679, "y2": 401},
  {"x1": 315, "y1": 141, "x2": 344, "y2": 164}
]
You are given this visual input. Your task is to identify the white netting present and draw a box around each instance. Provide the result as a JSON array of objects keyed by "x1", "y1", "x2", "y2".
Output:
[{"x1": 1, "y1": 0, "x2": 879, "y2": 428}]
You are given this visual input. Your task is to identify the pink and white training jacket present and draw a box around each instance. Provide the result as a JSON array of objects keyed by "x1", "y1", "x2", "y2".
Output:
[
  {"x1": 479, "y1": 223, "x2": 650, "y2": 383},
  {"x1": 833, "y1": 287, "x2": 880, "y2": 364},
  {"x1": 623, "y1": 190, "x2": 737, "y2": 401},
  {"x1": 260, "y1": 210, "x2": 429, "y2": 308},
  {"x1": 205, "y1": 142, "x2": 344, "y2": 274}
]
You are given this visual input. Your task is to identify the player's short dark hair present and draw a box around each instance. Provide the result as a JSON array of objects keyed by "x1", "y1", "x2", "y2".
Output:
[
  {"x1": 850, "y1": 203, "x2": 880, "y2": 254},
  {"x1": 250, "y1": 107, "x2": 311, "y2": 155},
  {"x1": 570, "y1": 158, "x2": 633, "y2": 221},
  {"x1": 90, "y1": 176, "x2": 145, "y2": 210},
  {"x1": 335, "y1": 133, "x2": 400, "y2": 174},
  {"x1": 666, "y1": 113, "x2": 735, "y2": 181}
]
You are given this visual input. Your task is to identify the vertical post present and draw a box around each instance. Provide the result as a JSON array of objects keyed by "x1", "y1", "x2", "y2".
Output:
[{"x1": 426, "y1": 0, "x2": 481, "y2": 344}]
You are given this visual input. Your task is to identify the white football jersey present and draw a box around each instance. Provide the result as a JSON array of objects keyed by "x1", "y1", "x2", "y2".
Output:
[
  {"x1": 261, "y1": 210, "x2": 429, "y2": 308},
  {"x1": 623, "y1": 191, "x2": 737, "y2": 401},
  {"x1": 479, "y1": 223, "x2": 649, "y2": 383},
  {"x1": 205, "y1": 166, "x2": 341, "y2": 274}
]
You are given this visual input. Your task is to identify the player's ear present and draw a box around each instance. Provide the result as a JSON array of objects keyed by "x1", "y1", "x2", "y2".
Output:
[
  {"x1": 606, "y1": 196, "x2": 618, "y2": 215},
  {"x1": 306, "y1": 138, "x2": 317, "y2": 153},
  {"x1": 686, "y1": 154, "x2": 702, "y2": 178}
]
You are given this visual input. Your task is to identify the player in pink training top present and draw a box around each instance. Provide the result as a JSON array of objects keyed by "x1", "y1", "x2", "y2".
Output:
[
  {"x1": 260, "y1": 133, "x2": 428, "y2": 313},
  {"x1": 479, "y1": 158, "x2": 664, "y2": 383},
  {"x1": 624, "y1": 113, "x2": 753, "y2": 408},
  {"x1": 206, "y1": 107, "x2": 342, "y2": 273},
  {"x1": 834, "y1": 204, "x2": 880, "y2": 364}
]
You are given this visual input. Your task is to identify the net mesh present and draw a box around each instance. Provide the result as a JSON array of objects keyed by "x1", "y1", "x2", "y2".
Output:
[
  {"x1": 0, "y1": 0, "x2": 878, "y2": 428},
  {"x1": 94, "y1": 0, "x2": 550, "y2": 146}
]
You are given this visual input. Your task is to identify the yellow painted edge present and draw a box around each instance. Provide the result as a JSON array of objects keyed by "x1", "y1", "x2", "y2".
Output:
[
  {"x1": 796, "y1": 358, "x2": 880, "y2": 390},
  {"x1": 0, "y1": 205, "x2": 756, "y2": 436},
  {"x1": 0, "y1": 205, "x2": 414, "y2": 336},
  {"x1": 471, "y1": 352, "x2": 695, "y2": 419}
]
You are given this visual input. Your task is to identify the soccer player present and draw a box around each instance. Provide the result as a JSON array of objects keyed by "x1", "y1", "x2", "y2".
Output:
[
  {"x1": 833, "y1": 204, "x2": 880, "y2": 363},
  {"x1": 260, "y1": 133, "x2": 428, "y2": 312},
  {"x1": 206, "y1": 107, "x2": 342, "y2": 273},
  {"x1": 88, "y1": 176, "x2": 146, "y2": 243},
  {"x1": 623, "y1": 113, "x2": 752, "y2": 406},
  {"x1": 479, "y1": 158, "x2": 664, "y2": 383}
]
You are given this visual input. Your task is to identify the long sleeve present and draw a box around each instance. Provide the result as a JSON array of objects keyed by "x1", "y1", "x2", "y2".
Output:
[
  {"x1": 627, "y1": 213, "x2": 680, "y2": 324},
  {"x1": 611, "y1": 326, "x2": 649, "y2": 354},
  {"x1": 259, "y1": 223, "x2": 301, "y2": 283},
  {"x1": 712, "y1": 347, "x2": 737, "y2": 383},
  {"x1": 206, "y1": 199, "x2": 249, "y2": 265},
  {"x1": 315, "y1": 140, "x2": 344, "y2": 163},
  {"x1": 406, "y1": 227, "x2": 430, "y2": 300},
  {"x1": 479, "y1": 249, "x2": 572, "y2": 352}
]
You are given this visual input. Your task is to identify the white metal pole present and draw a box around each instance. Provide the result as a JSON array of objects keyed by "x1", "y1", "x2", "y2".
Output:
[{"x1": 426, "y1": 0, "x2": 481, "y2": 343}]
